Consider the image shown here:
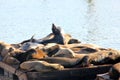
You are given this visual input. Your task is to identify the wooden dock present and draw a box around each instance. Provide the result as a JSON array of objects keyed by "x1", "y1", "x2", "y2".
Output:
[{"x1": 0, "y1": 62, "x2": 112, "y2": 80}]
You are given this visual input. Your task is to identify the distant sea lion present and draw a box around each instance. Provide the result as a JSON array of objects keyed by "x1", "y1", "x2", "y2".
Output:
[
  {"x1": 109, "y1": 62, "x2": 120, "y2": 80},
  {"x1": 20, "y1": 60, "x2": 64, "y2": 72}
]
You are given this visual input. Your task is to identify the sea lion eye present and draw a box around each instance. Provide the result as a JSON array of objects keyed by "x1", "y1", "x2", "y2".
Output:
[
  {"x1": 8, "y1": 47, "x2": 14, "y2": 52},
  {"x1": 109, "y1": 52, "x2": 113, "y2": 55}
]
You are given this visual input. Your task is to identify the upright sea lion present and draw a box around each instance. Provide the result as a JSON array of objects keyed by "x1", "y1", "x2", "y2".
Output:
[
  {"x1": 38, "y1": 24, "x2": 64, "y2": 45},
  {"x1": 20, "y1": 60, "x2": 64, "y2": 72}
]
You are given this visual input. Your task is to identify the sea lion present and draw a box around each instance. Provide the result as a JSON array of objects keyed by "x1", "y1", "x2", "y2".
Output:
[
  {"x1": 20, "y1": 60, "x2": 64, "y2": 72},
  {"x1": 43, "y1": 43, "x2": 60, "y2": 57},
  {"x1": 58, "y1": 43, "x2": 103, "y2": 54},
  {"x1": 39, "y1": 57, "x2": 82, "y2": 68},
  {"x1": 14, "y1": 48, "x2": 47, "y2": 63},
  {"x1": 0, "y1": 41, "x2": 13, "y2": 57},
  {"x1": 38, "y1": 24, "x2": 64, "y2": 45},
  {"x1": 109, "y1": 62, "x2": 120, "y2": 80},
  {"x1": 20, "y1": 42, "x2": 44, "y2": 51},
  {"x1": 69, "y1": 43, "x2": 105, "y2": 54},
  {"x1": 0, "y1": 47, "x2": 23, "y2": 64},
  {"x1": 2, "y1": 53, "x2": 20, "y2": 65},
  {"x1": 52, "y1": 48, "x2": 75, "y2": 58},
  {"x1": 80, "y1": 49, "x2": 120, "y2": 67}
]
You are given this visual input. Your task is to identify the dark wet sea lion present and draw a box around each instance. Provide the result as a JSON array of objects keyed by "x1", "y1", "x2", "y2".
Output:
[
  {"x1": 20, "y1": 60, "x2": 64, "y2": 72},
  {"x1": 109, "y1": 62, "x2": 120, "y2": 80},
  {"x1": 39, "y1": 57, "x2": 82, "y2": 68},
  {"x1": 39, "y1": 24, "x2": 64, "y2": 45},
  {"x1": 68, "y1": 38, "x2": 81, "y2": 44},
  {"x1": 20, "y1": 35, "x2": 36, "y2": 44}
]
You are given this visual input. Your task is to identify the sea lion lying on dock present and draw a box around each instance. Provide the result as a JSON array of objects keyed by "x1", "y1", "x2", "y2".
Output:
[
  {"x1": 70, "y1": 43, "x2": 105, "y2": 54},
  {"x1": 43, "y1": 43, "x2": 60, "y2": 57},
  {"x1": 20, "y1": 24, "x2": 80, "y2": 46},
  {"x1": 0, "y1": 41, "x2": 14, "y2": 57},
  {"x1": 20, "y1": 60, "x2": 64, "y2": 72},
  {"x1": 39, "y1": 57, "x2": 82, "y2": 68},
  {"x1": 20, "y1": 42, "x2": 44, "y2": 51},
  {"x1": 20, "y1": 24, "x2": 65, "y2": 45},
  {"x1": 52, "y1": 48, "x2": 75, "y2": 58},
  {"x1": 0, "y1": 41, "x2": 24, "y2": 64},
  {"x1": 109, "y1": 62, "x2": 120, "y2": 80},
  {"x1": 14, "y1": 48, "x2": 48, "y2": 63},
  {"x1": 80, "y1": 49, "x2": 120, "y2": 67}
]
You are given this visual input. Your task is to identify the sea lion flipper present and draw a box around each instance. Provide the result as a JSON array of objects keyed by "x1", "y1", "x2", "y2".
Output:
[{"x1": 52, "y1": 23, "x2": 61, "y2": 35}]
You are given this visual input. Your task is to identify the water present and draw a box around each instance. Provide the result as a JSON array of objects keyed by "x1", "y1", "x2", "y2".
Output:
[{"x1": 0, "y1": 0, "x2": 120, "y2": 50}]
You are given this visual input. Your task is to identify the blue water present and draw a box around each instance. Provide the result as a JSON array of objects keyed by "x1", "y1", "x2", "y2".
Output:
[{"x1": 0, "y1": 0, "x2": 120, "y2": 49}]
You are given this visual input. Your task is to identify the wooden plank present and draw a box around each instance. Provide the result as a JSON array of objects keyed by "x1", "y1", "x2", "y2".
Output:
[
  {"x1": 0, "y1": 61, "x2": 112, "y2": 80},
  {"x1": 27, "y1": 65, "x2": 112, "y2": 80},
  {"x1": 0, "y1": 62, "x2": 28, "y2": 80}
]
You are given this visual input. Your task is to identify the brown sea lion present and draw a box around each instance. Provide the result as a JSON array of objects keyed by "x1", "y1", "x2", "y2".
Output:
[
  {"x1": 2, "y1": 53, "x2": 20, "y2": 65},
  {"x1": 63, "y1": 33, "x2": 81, "y2": 44},
  {"x1": 0, "y1": 41, "x2": 13, "y2": 57},
  {"x1": 14, "y1": 48, "x2": 47, "y2": 63},
  {"x1": 80, "y1": 49, "x2": 120, "y2": 67},
  {"x1": 109, "y1": 62, "x2": 120, "y2": 80},
  {"x1": 52, "y1": 48, "x2": 75, "y2": 58},
  {"x1": 59, "y1": 43, "x2": 104, "y2": 54},
  {"x1": 1, "y1": 45, "x2": 24, "y2": 64},
  {"x1": 69, "y1": 43, "x2": 104, "y2": 54},
  {"x1": 43, "y1": 43, "x2": 60, "y2": 57},
  {"x1": 20, "y1": 60, "x2": 64, "y2": 72},
  {"x1": 39, "y1": 57, "x2": 82, "y2": 68}
]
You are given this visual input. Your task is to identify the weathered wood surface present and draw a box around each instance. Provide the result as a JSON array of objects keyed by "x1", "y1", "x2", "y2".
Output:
[
  {"x1": 0, "y1": 62, "x2": 27, "y2": 80},
  {"x1": 27, "y1": 65, "x2": 112, "y2": 80},
  {"x1": 0, "y1": 62, "x2": 112, "y2": 80}
]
